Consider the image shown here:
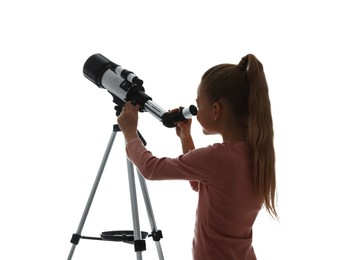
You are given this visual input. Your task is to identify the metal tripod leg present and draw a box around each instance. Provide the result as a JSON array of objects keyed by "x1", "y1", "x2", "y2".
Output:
[
  {"x1": 126, "y1": 158, "x2": 144, "y2": 260},
  {"x1": 137, "y1": 170, "x2": 164, "y2": 260},
  {"x1": 68, "y1": 129, "x2": 117, "y2": 260}
]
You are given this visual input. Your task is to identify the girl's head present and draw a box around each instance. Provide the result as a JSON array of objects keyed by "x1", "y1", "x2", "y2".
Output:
[
  {"x1": 197, "y1": 59, "x2": 249, "y2": 139},
  {"x1": 198, "y1": 54, "x2": 278, "y2": 218},
  {"x1": 199, "y1": 59, "x2": 249, "y2": 127}
]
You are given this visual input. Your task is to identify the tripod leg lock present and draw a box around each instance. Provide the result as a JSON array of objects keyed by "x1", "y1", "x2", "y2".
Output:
[
  {"x1": 148, "y1": 230, "x2": 163, "y2": 242},
  {"x1": 134, "y1": 239, "x2": 146, "y2": 252},
  {"x1": 70, "y1": 233, "x2": 81, "y2": 245}
]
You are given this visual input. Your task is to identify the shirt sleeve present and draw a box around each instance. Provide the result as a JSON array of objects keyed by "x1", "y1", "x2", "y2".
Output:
[
  {"x1": 189, "y1": 180, "x2": 199, "y2": 192},
  {"x1": 126, "y1": 138, "x2": 219, "y2": 182}
]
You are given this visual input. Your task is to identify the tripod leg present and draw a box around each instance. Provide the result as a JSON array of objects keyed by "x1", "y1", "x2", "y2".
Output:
[
  {"x1": 67, "y1": 130, "x2": 117, "y2": 260},
  {"x1": 137, "y1": 170, "x2": 165, "y2": 260},
  {"x1": 126, "y1": 159, "x2": 144, "y2": 260}
]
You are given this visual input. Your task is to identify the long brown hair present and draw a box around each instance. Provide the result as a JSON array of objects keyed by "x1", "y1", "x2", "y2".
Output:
[{"x1": 201, "y1": 54, "x2": 278, "y2": 219}]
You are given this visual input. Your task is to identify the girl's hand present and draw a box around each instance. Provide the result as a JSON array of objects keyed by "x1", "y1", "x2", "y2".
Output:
[
  {"x1": 169, "y1": 107, "x2": 192, "y2": 140},
  {"x1": 172, "y1": 107, "x2": 195, "y2": 153},
  {"x1": 117, "y1": 101, "x2": 140, "y2": 141},
  {"x1": 176, "y1": 119, "x2": 192, "y2": 140}
]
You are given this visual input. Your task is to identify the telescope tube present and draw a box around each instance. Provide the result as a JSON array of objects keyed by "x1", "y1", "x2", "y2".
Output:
[{"x1": 83, "y1": 54, "x2": 197, "y2": 128}]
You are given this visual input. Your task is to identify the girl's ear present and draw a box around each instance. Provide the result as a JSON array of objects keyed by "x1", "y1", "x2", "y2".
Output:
[{"x1": 213, "y1": 102, "x2": 223, "y2": 121}]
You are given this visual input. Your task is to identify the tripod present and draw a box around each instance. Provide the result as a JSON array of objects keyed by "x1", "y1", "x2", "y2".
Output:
[{"x1": 67, "y1": 124, "x2": 164, "y2": 260}]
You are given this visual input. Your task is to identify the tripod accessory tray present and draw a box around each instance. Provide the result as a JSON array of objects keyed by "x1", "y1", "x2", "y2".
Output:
[
  {"x1": 101, "y1": 230, "x2": 148, "y2": 242},
  {"x1": 102, "y1": 230, "x2": 148, "y2": 252}
]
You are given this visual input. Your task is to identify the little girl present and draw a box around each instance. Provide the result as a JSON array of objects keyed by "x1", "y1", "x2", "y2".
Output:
[{"x1": 117, "y1": 54, "x2": 277, "y2": 260}]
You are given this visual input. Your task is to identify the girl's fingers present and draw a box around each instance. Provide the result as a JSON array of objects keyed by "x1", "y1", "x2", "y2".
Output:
[{"x1": 123, "y1": 101, "x2": 140, "y2": 115}]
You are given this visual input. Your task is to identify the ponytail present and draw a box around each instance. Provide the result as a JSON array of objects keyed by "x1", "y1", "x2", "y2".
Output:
[
  {"x1": 239, "y1": 54, "x2": 278, "y2": 219},
  {"x1": 201, "y1": 54, "x2": 278, "y2": 219}
]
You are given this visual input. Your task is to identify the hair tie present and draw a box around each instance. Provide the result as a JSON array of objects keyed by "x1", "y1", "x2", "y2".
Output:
[{"x1": 238, "y1": 55, "x2": 249, "y2": 72}]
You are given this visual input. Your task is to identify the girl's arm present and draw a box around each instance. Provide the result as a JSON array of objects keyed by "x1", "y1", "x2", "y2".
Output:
[
  {"x1": 180, "y1": 135, "x2": 195, "y2": 154},
  {"x1": 118, "y1": 103, "x2": 201, "y2": 191},
  {"x1": 176, "y1": 118, "x2": 195, "y2": 152},
  {"x1": 176, "y1": 120, "x2": 199, "y2": 192}
]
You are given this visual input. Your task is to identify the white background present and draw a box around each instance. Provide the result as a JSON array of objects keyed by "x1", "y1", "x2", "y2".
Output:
[{"x1": 1, "y1": 0, "x2": 347, "y2": 259}]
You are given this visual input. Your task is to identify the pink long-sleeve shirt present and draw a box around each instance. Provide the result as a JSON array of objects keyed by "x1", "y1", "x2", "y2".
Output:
[{"x1": 126, "y1": 137, "x2": 261, "y2": 260}]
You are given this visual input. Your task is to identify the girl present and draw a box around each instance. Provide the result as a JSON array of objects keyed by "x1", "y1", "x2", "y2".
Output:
[{"x1": 117, "y1": 54, "x2": 277, "y2": 260}]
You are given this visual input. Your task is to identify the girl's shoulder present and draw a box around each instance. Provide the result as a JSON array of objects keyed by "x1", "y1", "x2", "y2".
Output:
[
  {"x1": 213, "y1": 140, "x2": 250, "y2": 149},
  {"x1": 190, "y1": 141, "x2": 250, "y2": 159}
]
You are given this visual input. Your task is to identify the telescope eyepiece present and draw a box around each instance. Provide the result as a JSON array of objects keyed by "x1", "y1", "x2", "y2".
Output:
[{"x1": 161, "y1": 105, "x2": 197, "y2": 128}]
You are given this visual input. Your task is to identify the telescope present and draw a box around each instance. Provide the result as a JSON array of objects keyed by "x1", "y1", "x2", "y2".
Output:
[{"x1": 83, "y1": 54, "x2": 197, "y2": 128}]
